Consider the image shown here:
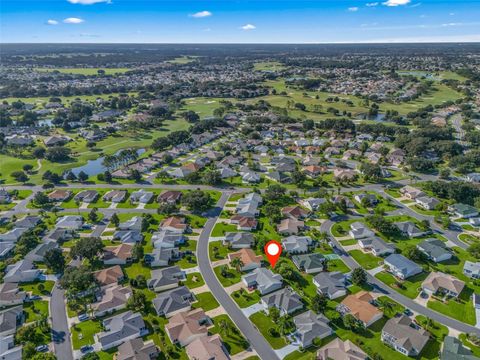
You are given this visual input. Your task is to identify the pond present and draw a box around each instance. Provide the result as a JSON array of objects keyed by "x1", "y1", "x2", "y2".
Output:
[{"x1": 71, "y1": 148, "x2": 145, "y2": 176}]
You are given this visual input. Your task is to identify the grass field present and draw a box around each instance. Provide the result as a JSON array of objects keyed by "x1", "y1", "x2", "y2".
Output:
[
  {"x1": 192, "y1": 292, "x2": 220, "y2": 311},
  {"x1": 209, "y1": 314, "x2": 249, "y2": 355},
  {"x1": 249, "y1": 311, "x2": 288, "y2": 349}
]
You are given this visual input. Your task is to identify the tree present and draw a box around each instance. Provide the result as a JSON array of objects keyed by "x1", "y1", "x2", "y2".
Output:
[
  {"x1": 403, "y1": 245, "x2": 427, "y2": 262},
  {"x1": 202, "y1": 170, "x2": 221, "y2": 185},
  {"x1": 60, "y1": 266, "x2": 95, "y2": 294},
  {"x1": 44, "y1": 248, "x2": 66, "y2": 273},
  {"x1": 88, "y1": 208, "x2": 99, "y2": 223},
  {"x1": 378, "y1": 298, "x2": 396, "y2": 317},
  {"x1": 65, "y1": 171, "x2": 77, "y2": 182},
  {"x1": 264, "y1": 184, "x2": 286, "y2": 202},
  {"x1": 230, "y1": 257, "x2": 244, "y2": 273},
  {"x1": 11, "y1": 171, "x2": 29, "y2": 183},
  {"x1": 127, "y1": 291, "x2": 147, "y2": 311},
  {"x1": 33, "y1": 192, "x2": 49, "y2": 206},
  {"x1": 132, "y1": 243, "x2": 144, "y2": 262},
  {"x1": 218, "y1": 319, "x2": 231, "y2": 337},
  {"x1": 45, "y1": 146, "x2": 71, "y2": 162},
  {"x1": 269, "y1": 307, "x2": 281, "y2": 323},
  {"x1": 82, "y1": 353, "x2": 100, "y2": 360},
  {"x1": 343, "y1": 314, "x2": 362, "y2": 332},
  {"x1": 181, "y1": 191, "x2": 212, "y2": 212},
  {"x1": 23, "y1": 164, "x2": 33, "y2": 173},
  {"x1": 70, "y1": 237, "x2": 104, "y2": 262},
  {"x1": 130, "y1": 169, "x2": 142, "y2": 182},
  {"x1": 469, "y1": 243, "x2": 480, "y2": 260},
  {"x1": 291, "y1": 170, "x2": 306, "y2": 186},
  {"x1": 103, "y1": 171, "x2": 112, "y2": 183},
  {"x1": 110, "y1": 213, "x2": 120, "y2": 227},
  {"x1": 182, "y1": 110, "x2": 200, "y2": 123},
  {"x1": 157, "y1": 202, "x2": 178, "y2": 215},
  {"x1": 351, "y1": 268, "x2": 367, "y2": 286},
  {"x1": 311, "y1": 293, "x2": 328, "y2": 314},
  {"x1": 77, "y1": 171, "x2": 89, "y2": 182}
]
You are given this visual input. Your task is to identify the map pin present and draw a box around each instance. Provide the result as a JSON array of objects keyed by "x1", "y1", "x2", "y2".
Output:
[{"x1": 264, "y1": 240, "x2": 282, "y2": 268}]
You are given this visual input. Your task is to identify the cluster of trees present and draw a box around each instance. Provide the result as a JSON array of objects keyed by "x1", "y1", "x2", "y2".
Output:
[
  {"x1": 181, "y1": 190, "x2": 213, "y2": 212},
  {"x1": 151, "y1": 130, "x2": 190, "y2": 151},
  {"x1": 424, "y1": 180, "x2": 480, "y2": 206},
  {"x1": 102, "y1": 149, "x2": 140, "y2": 172}
]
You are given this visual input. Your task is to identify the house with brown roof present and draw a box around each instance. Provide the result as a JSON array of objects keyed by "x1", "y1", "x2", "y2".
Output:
[
  {"x1": 160, "y1": 217, "x2": 188, "y2": 233},
  {"x1": 157, "y1": 190, "x2": 182, "y2": 204},
  {"x1": 317, "y1": 338, "x2": 367, "y2": 360},
  {"x1": 399, "y1": 186, "x2": 425, "y2": 200},
  {"x1": 281, "y1": 205, "x2": 309, "y2": 220},
  {"x1": 185, "y1": 335, "x2": 229, "y2": 360},
  {"x1": 117, "y1": 338, "x2": 159, "y2": 360},
  {"x1": 47, "y1": 189, "x2": 72, "y2": 202},
  {"x1": 102, "y1": 244, "x2": 133, "y2": 265},
  {"x1": 228, "y1": 249, "x2": 263, "y2": 271},
  {"x1": 93, "y1": 265, "x2": 125, "y2": 288},
  {"x1": 165, "y1": 309, "x2": 210, "y2": 346},
  {"x1": 230, "y1": 216, "x2": 258, "y2": 231},
  {"x1": 421, "y1": 271, "x2": 465, "y2": 298},
  {"x1": 277, "y1": 218, "x2": 305, "y2": 235},
  {"x1": 337, "y1": 291, "x2": 383, "y2": 327},
  {"x1": 302, "y1": 165, "x2": 327, "y2": 177},
  {"x1": 91, "y1": 285, "x2": 132, "y2": 318},
  {"x1": 334, "y1": 168, "x2": 357, "y2": 181}
]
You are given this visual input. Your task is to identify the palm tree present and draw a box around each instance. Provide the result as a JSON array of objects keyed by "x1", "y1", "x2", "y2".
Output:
[
  {"x1": 230, "y1": 257, "x2": 244, "y2": 273},
  {"x1": 379, "y1": 299, "x2": 395, "y2": 317},
  {"x1": 218, "y1": 319, "x2": 231, "y2": 337}
]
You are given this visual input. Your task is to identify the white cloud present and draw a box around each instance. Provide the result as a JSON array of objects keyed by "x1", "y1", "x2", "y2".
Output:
[
  {"x1": 190, "y1": 11, "x2": 212, "y2": 18},
  {"x1": 366, "y1": 2, "x2": 379, "y2": 6},
  {"x1": 63, "y1": 17, "x2": 85, "y2": 24},
  {"x1": 46, "y1": 19, "x2": 59, "y2": 25},
  {"x1": 442, "y1": 22, "x2": 463, "y2": 27},
  {"x1": 241, "y1": 24, "x2": 256, "y2": 30},
  {"x1": 67, "y1": 0, "x2": 111, "y2": 4},
  {"x1": 348, "y1": 7, "x2": 359, "y2": 12},
  {"x1": 382, "y1": 0, "x2": 411, "y2": 6}
]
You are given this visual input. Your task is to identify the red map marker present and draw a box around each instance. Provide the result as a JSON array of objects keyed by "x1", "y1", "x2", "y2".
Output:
[{"x1": 264, "y1": 240, "x2": 282, "y2": 268}]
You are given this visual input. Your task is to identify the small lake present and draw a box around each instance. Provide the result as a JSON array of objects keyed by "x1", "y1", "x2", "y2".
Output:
[{"x1": 71, "y1": 148, "x2": 145, "y2": 176}]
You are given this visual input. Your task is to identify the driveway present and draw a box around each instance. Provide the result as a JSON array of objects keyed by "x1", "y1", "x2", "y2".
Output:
[{"x1": 241, "y1": 303, "x2": 264, "y2": 317}]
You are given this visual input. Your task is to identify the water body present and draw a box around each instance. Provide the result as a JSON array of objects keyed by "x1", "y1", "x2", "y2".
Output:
[{"x1": 71, "y1": 148, "x2": 145, "y2": 176}]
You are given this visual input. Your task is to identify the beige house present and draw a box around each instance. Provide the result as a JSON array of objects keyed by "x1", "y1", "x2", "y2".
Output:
[
  {"x1": 421, "y1": 271, "x2": 465, "y2": 298},
  {"x1": 337, "y1": 291, "x2": 383, "y2": 328},
  {"x1": 185, "y1": 334, "x2": 229, "y2": 360},
  {"x1": 317, "y1": 338, "x2": 367, "y2": 360},
  {"x1": 165, "y1": 309, "x2": 209, "y2": 346}
]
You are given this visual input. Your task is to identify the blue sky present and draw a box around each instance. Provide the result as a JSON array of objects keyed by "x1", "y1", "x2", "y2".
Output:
[{"x1": 2, "y1": 0, "x2": 480, "y2": 43}]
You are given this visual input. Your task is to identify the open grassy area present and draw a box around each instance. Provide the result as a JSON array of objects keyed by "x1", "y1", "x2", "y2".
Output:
[
  {"x1": 213, "y1": 265, "x2": 242, "y2": 287},
  {"x1": 375, "y1": 271, "x2": 427, "y2": 299},
  {"x1": 249, "y1": 311, "x2": 288, "y2": 349},
  {"x1": 183, "y1": 272, "x2": 205, "y2": 289},
  {"x1": 427, "y1": 288, "x2": 476, "y2": 325},
  {"x1": 209, "y1": 240, "x2": 233, "y2": 260},
  {"x1": 209, "y1": 314, "x2": 249, "y2": 355},
  {"x1": 211, "y1": 223, "x2": 238, "y2": 237},
  {"x1": 231, "y1": 289, "x2": 261, "y2": 308},
  {"x1": 348, "y1": 250, "x2": 382, "y2": 270},
  {"x1": 253, "y1": 61, "x2": 287, "y2": 71},
  {"x1": 192, "y1": 292, "x2": 220, "y2": 311},
  {"x1": 24, "y1": 300, "x2": 49, "y2": 322},
  {"x1": 19, "y1": 280, "x2": 55, "y2": 296},
  {"x1": 71, "y1": 319, "x2": 103, "y2": 350}
]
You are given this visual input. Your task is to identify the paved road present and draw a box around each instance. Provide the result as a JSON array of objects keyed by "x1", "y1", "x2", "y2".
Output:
[
  {"x1": 320, "y1": 220, "x2": 480, "y2": 335},
  {"x1": 197, "y1": 192, "x2": 280, "y2": 360},
  {"x1": 50, "y1": 284, "x2": 74, "y2": 360}
]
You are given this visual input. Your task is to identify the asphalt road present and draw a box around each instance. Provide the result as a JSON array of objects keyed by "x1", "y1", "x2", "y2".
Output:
[
  {"x1": 320, "y1": 219, "x2": 480, "y2": 335},
  {"x1": 197, "y1": 192, "x2": 280, "y2": 360},
  {"x1": 50, "y1": 285, "x2": 74, "y2": 360}
]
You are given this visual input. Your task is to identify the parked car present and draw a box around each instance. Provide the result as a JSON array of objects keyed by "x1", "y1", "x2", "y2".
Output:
[
  {"x1": 35, "y1": 345, "x2": 48, "y2": 352},
  {"x1": 80, "y1": 345, "x2": 93, "y2": 354},
  {"x1": 78, "y1": 313, "x2": 89, "y2": 322}
]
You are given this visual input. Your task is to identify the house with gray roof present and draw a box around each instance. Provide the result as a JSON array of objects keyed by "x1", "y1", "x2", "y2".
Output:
[
  {"x1": 395, "y1": 221, "x2": 430, "y2": 238},
  {"x1": 292, "y1": 253, "x2": 326, "y2": 274},
  {"x1": 153, "y1": 286, "x2": 194, "y2": 318},
  {"x1": 349, "y1": 222, "x2": 375, "y2": 239},
  {"x1": 261, "y1": 287, "x2": 304, "y2": 316},
  {"x1": 384, "y1": 254, "x2": 422, "y2": 280},
  {"x1": 148, "y1": 266, "x2": 185, "y2": 293},
  {"x1": 313, "y1": 271, "x2": 347, "y2": 299},
  {"x1": 117, "y1": 338, "x2": 159, "y2": 360},
  {"x1": 0, "y1": 243, "x2": 15, "y2": 260},
  {"x1": 91, "y1": 285, "x2": 133, "y2": 318},
  {"x1": 293, "y1": 310, "x2": 332, "y2": 348},
  {"x1": 25, "y1": 241, "x2": 58, "y2": 262},
  {"x1": 113, "y1": 230, "x2": 143, "y2": 244},
  {"x1": 242, "y1": 268, "x2": 283, "y2": 295},
  {"x1": 56, "y1": 215, "x2": 84, "y2": 230},
  {"x1": 448, "y1": 203, "x2": 479, "y2": 219},
  {"x1": 0, "y1": 305, "x2": 23, "y2": 337},
  {"x1": 119, "y1": 216, "x2": 143, "y2": 231},
  {"x1": 129, "y1": 189, "x2": 154, "y2": 204},
  {"x1": 0, "y1": 334, "x2": 22, "y2": 360},
  {"x1": 14, "y1": 216, "x2": 41, "y2": 230},
  {"x1": 0, "y1": 228, "x2": 27, "y2": 243},
  {"x1": 74, "y1": 190, "x2": 99, "y2": 203},
  {"x1": 381, "y1": 315, "x2": 429, "y2": 357},
  {"x1": 223, "y1": 232, "x2": 254, "y2": 249},
  {"x1": 97, "y1": 311, "x2": 148, "y2": 350},
  {"x1": 146, "y1": 247, "x2": 180, "y2": 267},
  {"x1": 3, "y1": 260, "x2": 41, "y2": 283},
  {"x1": 358, "y1": 237, "x2": 396, "y2": 257},
  {"x1": 281, "y1": 235, "x2": 313, "y2": 254},
  {"x1": 464, "y1": 261, "x2": 480, "y2": 279},
  {"x1": 415, "y1": 196, "x2": 440, "y2": 211},
  {"x1": 0, "y1": 283, "x2": 26, "y2": 307},
  {"x1": 152, "y1": 231, "x2": 185, "y2": 249},
  {"x1": 417, "y1": 239, "x2": 451, "y2": 263},
  {"x1": 441, "y1": 336, "x2": 479, "y2": 360}
]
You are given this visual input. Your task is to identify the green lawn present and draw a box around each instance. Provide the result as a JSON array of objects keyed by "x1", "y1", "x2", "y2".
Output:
[
  {"x1": 415, "y1": 315, "x2": 448, "y2": 340},
  {"x1": 209, "y1": 240, "x2": 233, "y2": 260},
  {"x1": 183, "y1": 272, "x2": 205, "y2": 289},
  {"x1": 209, "y1": 314, "x2": 250, "y2": 355},
  {"x1": 213, "y1": 265, "x2": 242, "y2": 287},
  {"x1": 348, "y1": 250, "x2": 382, "y2": 270},
  {"x1": 326, "y1": 259, "x2": 350, "y2": 273},
  {"x1": 339, "y1": 239, "x2": 357, "y2": 246},
  {"x1": 19, "y1": 280, "x2": 55, "y2": 296},
  {"x1": 71, "y1": 320, "x2": 103, "y2": 350},
  {"x1": 231, "y1": 289, "x2": 261, "y2": 308},
  {"x1": 375, "y1": 271, "x2": 427, "y2": 299},
  {"x1": 192, "y1": 292, "x2": 220, "y2": 311},
  {"x1": 24, "y1": 300, "x2": 49, "y2": 322},
  {"x1": 211, "y1": 223, "x2": 238, "y2": 237},
  {"x1": 249, "y1": 312, "x2": 288, "y2": 349},
  {"x1": 427, "y1": 288, "x2": 476, "y2": 325},
  {"x1": 124, "y1": 262, "x2": 151, "y2": 280}
]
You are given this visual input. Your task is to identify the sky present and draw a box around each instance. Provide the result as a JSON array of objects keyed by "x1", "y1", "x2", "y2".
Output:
[{"x1": 1, "y1": 0, "x2": 480, "y2": 43}]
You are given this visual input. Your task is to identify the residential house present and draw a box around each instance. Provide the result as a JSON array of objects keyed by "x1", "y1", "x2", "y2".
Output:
[
  {"x1": 317, "y1": 338, "x2": 367, "y2": 360},
  {"x1": 448, "y1": 203, "x2": 479, "y2": 219},
  {"x1": 313, "y1": 272, "x2": 347, "y2": 299},
  {"x1": 160, "y1": 217, "x2": 189, "y2": 233},
  {"x1": 277, "y1": 218, "x2": 305, "y2": 235},
  {"x1": 103, "y1": 190, "x2": 128, "y2": 203},
  {"x1": 0, "y1": 228, "x2": 27, "y2": 243},
  {"x1": 147, "y1": 247, "x2": 180, "y2": 268},
  {"x1": 3, "y1": 260, "x2": 40, "y2": 283},
  {"x1": 227, "y1": 249, "x2": 262, "y2": 271},
  {"x1": 152, "y1": 231, "x2": 185, "y2": 249},
  {"x1": 103, "y1": 244, "x2": 133, "y2": 265},
  {"x1": 91, "y1": 285, "x2": 133, "y2": 318},
  {"x1": 129, "y1": 190, "x2": 154, "y2": 204},
  {"x1": 0, "y1": 243, "x2": 15, "y2": 260},
  {"x1": 354, "y1": 193, "x2": 378, "y2": 206},
  {"x1": 464, "y1": 261, "x2": 480, "y2": 279},
  {"x1": 400, "y1": 186, "x2": 425, "y2": 200},
  {"x1": 261, "y1": 287, "x2": 304, "y2": 316},
  {"x1": 381, "y1": 315, "x2": 430, "y2": 357},
  {"x1": 281, "y1": 235, "x2": 313, "y2": 254},
  {"x1": 148, "y1": 266, "x2": 185, "y2": 293},
  {"x1": 119, "y1": 216, "x2": 143, "y2": 231},
  {"x1": 97, "y1": 311, "x2": 148, "y2": 350},
  {"x1": 56, "y1": 215, "x2": 84, "y2": 230},
  {"x1": 165, "y1": 308, "x2": 209, "y2": 346},
  {"x1": 185, "y1": 334, "x2": 229, "y2": 360},
  {"x1": 14, "y1": 215, "x2": 41, "y2": 229},
  {"x1": 292, "y1": 253, "x2": 326, "y2": 274},
  {"x1": 333, "y1": 168, "x2": 357, "y2": 181},
  {"x1": 0, "y1": 283, "x2": 26, "y2": 307},
  {"x1": 113, "y1": 230, "x2": 143, "y2": 244},
  {"x1": 384, "y1": 254, "x2": 422, "y2": 280},
  {"x1": 349, "y1": 222, "x2": 375, "y2": 240},
  {"x1": 299, "y1": 198, "x2": 326, "y2": 211},
  {"x1": 415, "y1": 196, "x2": 440, "y2": 211},
  {"x1": 0, "y1": 306, "x2": 23, "y2": 337},
  {"x1": 242, "y1": 268, "x2": 283, "y2": 295},
  {"x1": 395, "y1": 221, "x2": 430, "y2": 238},
  {"x1": 421, "y1": 272, "x2": 465, "y2": 298},
  {"x1": 93, "y1": 265, "x2": 125, "y2": 288},
  {"x1": 223, "y1": 232, "x2": 254, "y2": 249},
  {"x1": 293, "y1": 310, "x2": 332, "y2": 348},
  {"x1": 25, "y1": 241, "x2": 58, "y2": 262},
  {"x1": 152, "y1": 286, "x2": 194, "y2": 317},
  {"x1": 281, "y1": 206, "x2": 309, "y2": 220},
  {"x1": 157, "y1": 190, "x2": 182, "y2": 204},
  {"x1": 417, "y1": 239, "x2": 451, "y2": 263},
  {"x1": 465, "y1": 173, "x2": 480, "y2": 183},
  {"x1": 0, "y1": 334, "x2": 22, "y2": 360},
  {"x1": 117, "y1": 338, "x2": 159, "y2": 360},
  {"x1": 440, "y1": 336, "x2": 478, "y2": 360},
  {"x1": 74, "y1": 190, "x2": 99, "y2": 203},
  {"x1": 47, "y1": 189, "x2": 72, "y2": 202},
  {"x1": 337, "y1": 292, "x2": 383, "y2": 328},
  {"x1": 358, "y1": 237, "x2": 396, "y2": 257}
]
